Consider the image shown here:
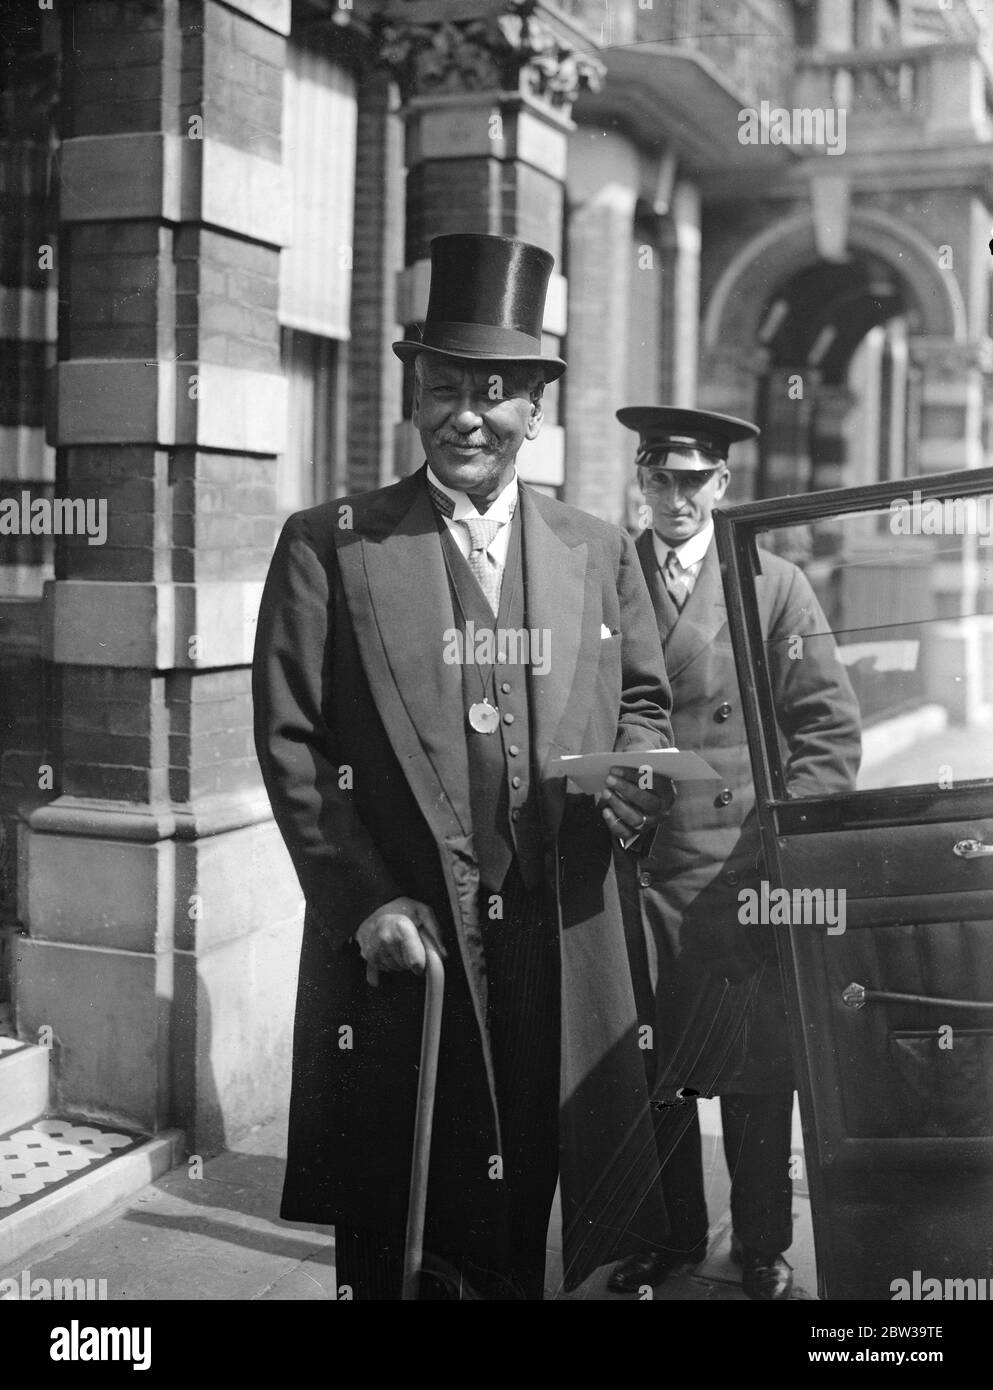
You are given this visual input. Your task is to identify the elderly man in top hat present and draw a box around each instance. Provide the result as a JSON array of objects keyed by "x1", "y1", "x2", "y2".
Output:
[
  {"x1": 607, "y1": 407, "x2": 861, "y2": 1301},
  {"x1": 253, "y1": 234, "x2": 676, "y2": 1300}
]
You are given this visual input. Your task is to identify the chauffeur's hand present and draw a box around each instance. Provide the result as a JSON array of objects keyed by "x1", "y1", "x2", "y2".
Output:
[
  {"x1": 355, "y1": 896, "x2": 447, "y2": 987},
  {"x1": 600, "y1": 766, "x2": 676, "y2": 848}
]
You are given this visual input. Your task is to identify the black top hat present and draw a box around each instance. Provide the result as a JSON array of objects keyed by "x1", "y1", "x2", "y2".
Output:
[
  {"x1": 617, "y1": 406, "x2": 759, "y2": 471},
  {"x1": 392, "y1": 234, "x2": 566, "y2": 382}
]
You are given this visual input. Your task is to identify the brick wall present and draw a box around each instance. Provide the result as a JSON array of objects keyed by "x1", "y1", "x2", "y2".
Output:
[
  {"x1": 60, "y1": 669, "x2": 169, "y2": 804},
  {"x1": 179, "y1": 0, "x2": 283, "y2": 159},
  {"x1": 66, "y1": 0, "x2": 180, "y2": 137},
  {"x1": 63, "y1": 225, "x2": 171, "y2": 361},
  {"x1": 172, "y1": 452, "x2": 275, "y2": 582},
  {"x1": 0, "y1": 6, "x2": 60, "y2": 991},
  {"x1": 405, "y1": 160, "x2": 502, "y2": 261},
  {"x1": 175, "y1": 230, "x2": 281, "y2": 373},
  {"x1": 168, "y1": 669, "x2": 256, "y2": 801},
  {"x1": 347, "y1": 69, "x2": 404, "y2": 491},
  {"x1": 501, "y1": 163, "x2": 563, "y2": 257},
  {"x1": 55, "y1": 0, "x2": 286, "y2": 815}
]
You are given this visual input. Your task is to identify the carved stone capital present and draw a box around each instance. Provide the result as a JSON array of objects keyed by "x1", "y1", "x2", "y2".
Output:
[{"x1": 377, "y1": 1, "x2": 604, "y2": 110}]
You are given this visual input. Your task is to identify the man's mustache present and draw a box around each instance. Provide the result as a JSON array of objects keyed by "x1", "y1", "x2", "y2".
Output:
[{"x1": 435, "y1": 431, "x2": 497, "y2": 449}]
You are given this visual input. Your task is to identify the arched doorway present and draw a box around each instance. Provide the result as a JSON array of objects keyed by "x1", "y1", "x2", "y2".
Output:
[
  {"x1": 754, "y1": 253, "x2": 911, "y2": 500},
  {"x1": 699, "y1": 206, "x2": 968, "y2": 502}
]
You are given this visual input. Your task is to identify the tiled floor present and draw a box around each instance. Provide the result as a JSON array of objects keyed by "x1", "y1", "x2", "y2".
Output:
[{"x1": 0, "y1": 1119, "x2": 139, "y2": 1213}]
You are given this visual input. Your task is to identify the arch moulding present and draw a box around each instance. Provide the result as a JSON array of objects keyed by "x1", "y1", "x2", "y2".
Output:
[{"x1": 701, "y1": 206, "x2": 968, "y2": 359}]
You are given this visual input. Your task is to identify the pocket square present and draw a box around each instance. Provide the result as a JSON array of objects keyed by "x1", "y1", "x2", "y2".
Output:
[{"x1": 600, "y1": 623, "x2": 613, "y2": 639}]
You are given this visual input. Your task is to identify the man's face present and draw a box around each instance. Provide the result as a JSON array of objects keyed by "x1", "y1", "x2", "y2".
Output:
[
  {"x1": 412, "y1": 356, "x2": 543, "y2": 504},
  {"x1": 639, "y1": 462, "x2": 730, "y2": 546}
]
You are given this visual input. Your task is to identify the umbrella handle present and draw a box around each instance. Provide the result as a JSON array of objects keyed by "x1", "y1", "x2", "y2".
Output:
[{"x1": 401, "y1": 930, "x2": 445, "y2": 1300}]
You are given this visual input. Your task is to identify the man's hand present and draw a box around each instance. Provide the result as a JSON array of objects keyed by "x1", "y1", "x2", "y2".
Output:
[
  {"x1": 600, "y1": 765, "x2": 676, "y2": 848},
  {"x1": 354, "y1": 896, "x2": 446, "y2": 987}
]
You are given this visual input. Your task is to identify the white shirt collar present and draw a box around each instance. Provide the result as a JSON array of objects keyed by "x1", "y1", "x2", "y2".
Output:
[
  {"x1": 426, "y1": 464, "x2": 518, "y2": 524},
  {"x1": 653, "y1": 518, "x2": 715, "y2": 571}
]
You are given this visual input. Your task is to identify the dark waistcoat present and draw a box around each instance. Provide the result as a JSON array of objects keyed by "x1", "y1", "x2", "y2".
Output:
[{"x1": 439, "y1": 510, "x2": 544, "y2": 892}]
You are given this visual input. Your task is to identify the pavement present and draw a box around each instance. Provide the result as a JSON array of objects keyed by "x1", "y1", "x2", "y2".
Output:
[{"x1": 0, "y1": 1095, "x2": 817, "y2": 1301}]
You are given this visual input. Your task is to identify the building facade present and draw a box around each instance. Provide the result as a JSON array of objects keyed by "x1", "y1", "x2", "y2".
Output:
[{"x1": 0, "y1": 0, "x2": 991, "y2": 1150}]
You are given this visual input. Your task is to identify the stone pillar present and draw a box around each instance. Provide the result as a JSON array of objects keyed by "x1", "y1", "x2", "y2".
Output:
[
  {"x1": 563, "y1": 128, "x2": 638, "y2": 523},
  {"x1": 565, "y1": 182, "x2": 636, "y2": 522},
  {"x1": 15, "y1": 0, "x2": 297, "y2": 1152},
  {"x1": 0, "y1": 9, "x2": 60, "y2": 1015},
  {"x1": 697, "y1": 347, "x2": 765, "y2": 501},
  {"x1": 669, "y1": 180, "x2": 701, "y2": 410},
  {"x1": 381, "y1": 2, "x2": 603, "y2": 492}
]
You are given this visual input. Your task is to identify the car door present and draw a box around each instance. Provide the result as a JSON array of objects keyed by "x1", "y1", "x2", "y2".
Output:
[{"x1": 714, "y1": 465, "x2": 993, "y2": 1301}]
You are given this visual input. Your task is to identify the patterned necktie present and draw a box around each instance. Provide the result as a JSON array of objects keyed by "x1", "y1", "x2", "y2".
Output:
[
  {"x1": 662, "y1": 548, "x2": 688, "y2": 611},
  {"x1": 459, "y1": 516, "x2": 503, "y2": 615},
  {"x1": 427, "y1": 479, "x2": 507, "y2": 616}
]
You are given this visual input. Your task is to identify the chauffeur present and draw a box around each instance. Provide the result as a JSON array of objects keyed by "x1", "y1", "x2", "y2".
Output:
[
  {"x1": 608, "y1": 408, "x2": 861, "y2": 1301},
  {"x1": 254, "y1": 235, "x2": 676, "y2": 1300}
]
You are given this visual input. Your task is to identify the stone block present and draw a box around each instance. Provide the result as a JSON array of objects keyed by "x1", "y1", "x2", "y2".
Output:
[
  {"x1": 24, "y1": 830, "x2": 175, "y2": 952},
  {"x1": 171, "y1": 908, "x2": 302, "y2": 1154},
  {"x1": 14, "y1": 938, "x2": 173, "y2": 1134},
  {"x1": 174, "y1": 819, "x2": 301, "y2": 952},
  {"x1": 45, "y1": 577, "x2": 264, "y2": 669}
]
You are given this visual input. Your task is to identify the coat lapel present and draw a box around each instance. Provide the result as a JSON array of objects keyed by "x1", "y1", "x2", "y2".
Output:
[
  {"x1": 520, "y1": 487, "x2": 598, "y2": 839},
  {"x1": 334, "y1": 470, "x2": 500, "y2": 1125},
  {"x1": 654, "y1": 536, "x2": 728, "y2": 681},
  {"x1": 635, "y1": 528, "x2": 680, "y2": 639},
  {"x1": 333, "y1": 470, "x2": 471, "y2": 840}
]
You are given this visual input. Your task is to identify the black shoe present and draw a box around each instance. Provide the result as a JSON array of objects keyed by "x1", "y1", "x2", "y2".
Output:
[
  {"x1": 741, "y1": 1248, "x2": 793, "y2": 1301},
  {"x1": 607, "y1": 1237, "x2": 708, "y2": 1293}
]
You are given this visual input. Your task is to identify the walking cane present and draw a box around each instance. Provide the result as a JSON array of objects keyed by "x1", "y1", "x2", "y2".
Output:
[{"x1": 401, "y1": 929, "x2": 446, "y2": 1300}]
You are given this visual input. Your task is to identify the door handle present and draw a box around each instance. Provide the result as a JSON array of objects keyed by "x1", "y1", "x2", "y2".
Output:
[
  {"x1": 953, "y1": 838, "x2": 993, "y2": 859},
  {"x1": 842, "y1": 981, "x2": 993, "y2": 1011}
]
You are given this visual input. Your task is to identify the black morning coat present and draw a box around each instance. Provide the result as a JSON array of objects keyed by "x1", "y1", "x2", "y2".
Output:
[
  {"x1": 621, "y1": 531, "x2": 862, "y2": 1097},
  {"x1": 252, "y1": 466, "x2": 676, "y2": 1290}
]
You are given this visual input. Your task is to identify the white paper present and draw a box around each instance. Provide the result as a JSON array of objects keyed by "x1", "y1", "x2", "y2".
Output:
[{"x1": 546, "y1": 748, "x2": 721, "y2": 796}]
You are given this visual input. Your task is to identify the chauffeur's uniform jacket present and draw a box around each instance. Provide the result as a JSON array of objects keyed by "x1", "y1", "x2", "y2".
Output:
[{"x1": 622, "y1": 530, "x2": 862, "y2": 1095}]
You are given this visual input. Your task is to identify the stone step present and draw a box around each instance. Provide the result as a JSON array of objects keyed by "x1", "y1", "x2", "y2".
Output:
[
  {"x1": 0, "y1": 1039, "x2": 49, "y2": 1134},
  {"x1": 0, "y1": 1116, "x2": 184, "y2": 1271}
]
